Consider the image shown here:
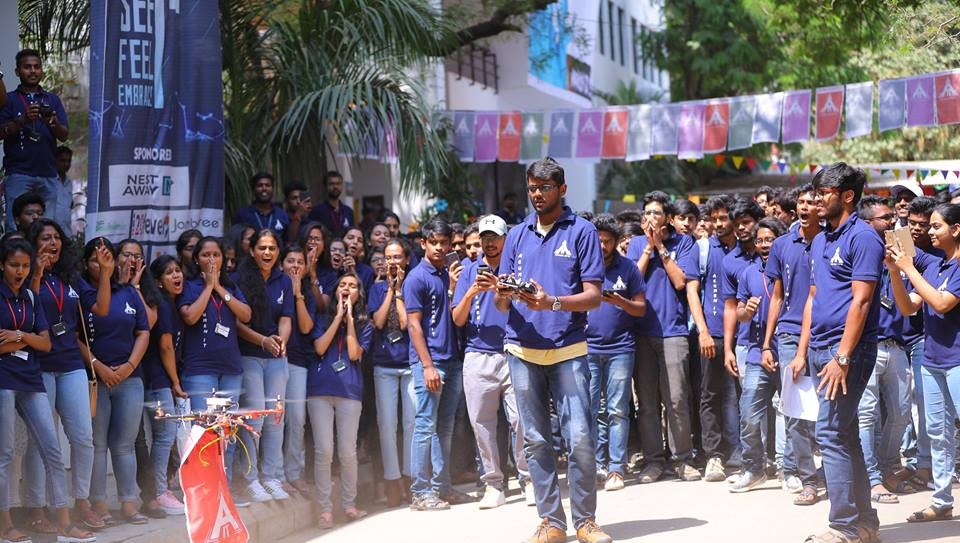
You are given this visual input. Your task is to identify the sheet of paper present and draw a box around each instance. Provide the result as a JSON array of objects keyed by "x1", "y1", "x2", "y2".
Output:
[{"x1": 780, "y1": 371, "x2": 820, "y2": 422}]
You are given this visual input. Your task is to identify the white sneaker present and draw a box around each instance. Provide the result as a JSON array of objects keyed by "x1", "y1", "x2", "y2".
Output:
[
  {"x1": 523, "y1": 481, "x2": 536, "y2": 507},
  {"x1": 157, "y1": 490, "x2": 185, "y2": 515},
  {"x1": 246, "y1": 480, "x2": 273, "y2": 502},
  {"x1": 728, "y1": 471, "x2": 768, "y2": 493},
  {"x1": 704, "y1": 457, "x2": 726, "y2": 482},
  {"x1": 263, "y1": 479, "x2": 291, "y2": 500},
  {"x1": 604, "y1": 472, "x2": 625, "y2": 491},
  {"x1": 478, "y1": 486, "x2": 506, "y2": 510},
  {"x1": 783, "y1": 475, "x2": 803, "y2": 494}
]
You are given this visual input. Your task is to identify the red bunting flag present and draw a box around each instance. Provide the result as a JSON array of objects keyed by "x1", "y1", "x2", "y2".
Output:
[
  {"x1": 713, "y1": 154, "x2": 726, "y2": 167},
  {"x1": 935, "y1": 71, "x2": 960, "y2": 125},
  {"x1": 497, "y1": 111, "x2": 522, "y2": 162},
  {"x1": 702, "y1": 100, "x2": 730, "y2": 154},
  {"x1": 746, "y1": 157, "x2": 758, "y2": 171},
  {"x1": 816, "y1": 86, "x2": 844, "y2": 141},
  {"x1": 600, "y1": 108, "x2": 630, "y2": 159},
  {"x1": 810, "y1": 164, "x2": 819, "y2": 174},
  {"x1": 907, "y1": 169, "x2": 915, "y2": 179}
]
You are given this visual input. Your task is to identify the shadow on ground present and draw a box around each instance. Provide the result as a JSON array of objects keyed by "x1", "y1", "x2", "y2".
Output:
[{"x1": 603, "y1": 517, "x2": 707, "y2": 540}]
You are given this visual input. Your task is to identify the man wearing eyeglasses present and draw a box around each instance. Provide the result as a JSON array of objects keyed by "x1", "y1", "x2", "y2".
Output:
[
  {"x1": 855, "y1": 196, "x2": 914, "y2": 508},
  {"x1": 494, "y1": 158, "x2": 609, "y2": 543}
]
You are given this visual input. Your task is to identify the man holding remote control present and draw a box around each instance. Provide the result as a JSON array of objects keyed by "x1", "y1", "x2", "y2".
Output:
[{"x1": 494, "y1": 158, "x2": 610, "y2": 543}]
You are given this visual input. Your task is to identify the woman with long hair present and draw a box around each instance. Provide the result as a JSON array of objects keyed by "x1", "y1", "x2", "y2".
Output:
[
  {"x1": 0, "y1": 238, "x2": 95, "y2": 543},
  {"x1": 308, "y1": 273, "x2": 373, "y2": 529},
  {"x1": 22, "y1": 219, "x2": 112, "y2": 531},
  {"x1": 342, "y1": 226, "x2": 374, "y2": 292},
  {"x1": 280, "y1": 244, "x2": 318, "y2": 495},
  {"x1": 368, "y1": 238, "x2": 414, "y2": 506},
  {"x1": 142, "y1": 254, "x2": 188, "y2": 515},
  {"x1": 887, "y1": 203, "x2": 960, "y2": 523},
  {"x1": 234, "y1": 229, "x2": 294, "y2": 502},
  {"x1": 298, "y1": 221, "x2": 337, "y2": 313},
  {"x1": 82, "y1": 237, "x2": 151, "y2": 526},
  {"x1": 175, "y1": 229, "x2": 202, "y2": 279}
]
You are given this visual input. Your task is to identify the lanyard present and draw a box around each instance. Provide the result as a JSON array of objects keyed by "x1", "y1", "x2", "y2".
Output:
[
  {"x1": 254, "y1": 209, "x2": 274, "y2": 230},
  {"x1": 43, "y1": 277, "x2": 65, "y2": 319},
  {"x1": 210, "y1": 294, "x2": 224, "y2": 323},
  {"x1": 6, "y1": 298, "x2": 26, "y2": 331},
  {"x1": 337, "y1": 332, "x2": 344, "y2": 361},
  {"x1": 759, "y1": 268, "x2": 772, "y2": 299}
]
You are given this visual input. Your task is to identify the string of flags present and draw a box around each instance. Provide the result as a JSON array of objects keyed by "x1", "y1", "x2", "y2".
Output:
[
  {"x1": 444, "y1": 69, "x2": 960, "y2": 164},
  {"x1": 703, "y1": 153, "x2": 960, "y2": 183}
]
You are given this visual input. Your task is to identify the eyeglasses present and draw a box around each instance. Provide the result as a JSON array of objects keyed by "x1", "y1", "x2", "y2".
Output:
[
  {"x1": 480, "y1": 233, "x2": 502, "y2": 242},
  {"x1": 643, "y1": 209, "x2": 664, "y2": 217},
  {"x1": 527, "y1": 184, "x2": 559, "y2": 194},
  {"x1": 865, "y1": 213, "x2": 895, "y2": 222}
]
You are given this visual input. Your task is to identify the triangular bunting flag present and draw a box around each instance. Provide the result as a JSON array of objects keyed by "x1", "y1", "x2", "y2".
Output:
[
  {"x1": 790, "y1": 165, "x2": 797, "y2": 176},
  {"x1": 893, "y1": 169, "x2": 901, "y2": 179},
  {"x1": 759, "y1": 159, "x2": 772, "y2": 171},
  {"x1": 731, "y1": 155, "x2": 744, "y2": 168},
  {"x1": 714, "y1": 154, "x2": 727, "y2": 167},
  {"x1": 920, "y1": 170, "x2": 929, "y2": 178},
  {"x1": 777, "y1": 162, "x2": 787, "y2": 173},
  {"x1": 881, "y1": 169, "x2": 889, "y2": 176},
  {"x1": 623, "y1": 194, "x2": 637, "y2": 203},
  {"x1": 809, "y1": 164, "x2": 818, "y2": 174},
  {"x1": 746, "y1": 157, "x2": 758, "y2": 170},
  {"x1": 906, "y1": 170, "x2": 915, "y2": 179},
  {"x1": 942, "y1": 170, "x2": 950, "y2": 179},
  {"x1": 955, "y1": 171, "x2": 960, "y2": 178},
  {"x1": 797, "y1": 163, "x2": 807, "y2": 173}
]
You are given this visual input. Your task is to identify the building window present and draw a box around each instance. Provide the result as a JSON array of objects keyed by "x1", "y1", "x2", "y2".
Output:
[
  {"x1": 444, "y1": 44, "x2": 499, "y2": 93},
  {"x1": 618, "y1": 8, "x2": 625, "y2": 66},
  {"x1": 598, "y1": 4, "x2": 604, "y2": 56},
  {"x1": 608, "y1": 1, "x2": 615, "y2": 61},
  {"x1": 631, "y1": 17, "x2": 638, "y2": 74}
]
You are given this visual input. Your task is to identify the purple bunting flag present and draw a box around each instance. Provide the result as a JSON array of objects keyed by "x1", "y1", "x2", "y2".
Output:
[
  {"x1": 474, "y1": 112, "x2": 499, "y2": 162},
  {"x1": 651, "y1": 104, "x2": 681, "y2": 156},
  {"x1": 452, "y1": 111, "x2": 476, "y2": 162},
  {"x1": 906, "y1": 75, "x2": 936, "y2": 127},
  {"x1": 845, "y1": 82, "x2": 874, "y2": 138},
  {"x1": 781, "y1": 90, "x2": 811, "y2": 143},
  {"x1": 878, "y1": 79, "x2": 906, "y2": 132},
  {"x1": 547, "y1": 110, "x2": 575, "y2": 159},
  {"x1": 752, "y1": 92, "x2": 784, "y2": 144},
  {"x1": 677, "y1": 102, "x2": 705, "y2": 159},
  {"x1": 575, "y1": 110, "x2": 603, "y2": 159}
]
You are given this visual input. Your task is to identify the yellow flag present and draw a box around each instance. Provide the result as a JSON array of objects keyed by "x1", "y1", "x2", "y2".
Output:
[
  {"x1": 731, "y1": 156, "x2": 744, "y2": 168},
  {"x1": 623, "y1": 194, "x2": 637, "y2": 203}
]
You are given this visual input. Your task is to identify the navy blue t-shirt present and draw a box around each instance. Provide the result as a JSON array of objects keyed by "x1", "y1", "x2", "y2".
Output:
[
  {"x1": 877, "y1": 269, "x2": 905, "y2": 344},
  {"x1": 587, "y1": 254, "x2": 646, "y2": 354},
  {"x1": 34, "y1": 271, "x2": 84, "y2": 373},
  {"x1": 232, "y1": 203, "x2": 289, "y2": 238},
  {"x1": 702, "y1": 236, "x2": 737, "y2": 337},
  {"x1": 0, "y1": 87, "x2": 68, "y2": 177},
  {"x1": 176, "y1": 277, "x2": 247, "y2": 377},
  {"x1": 765, "y1": 225, "x2": 814, "y2": 337},
  {"x1": 306, "y1": 316, "x2": 373, "y2": 400},
  {"x1": 403, "y1": 259, "x2": 459, "y2": 362},
  {"x1": 626, "y1": 232, "x2": 699, "y2": 338},
  {"x1": 736, "y1": 260, "x2": 778, "y2": 365},
  {"x1": 234, "y1": 268, "x2": 295, "y2": 358},
  {"x1": 287, "y1": 293, "x2": 321, "y2": 368},
  {"x1": 453, "y1": 259, "x2": 509, "y2": 354},
  {"x1": 901, "y1": 248, "x2": 944, "y2": 346},
  {"x1": 916, "y1": 252, "x2": 960, "y2": 369},
  {"x1": 80, "y1": 280, "x2": 149, "y2": 375},
  {"x1": 308, "y1": 201, "x2": 355, "y2": 237},
  {"x1": 367, "y1": 281, "x2": 410, "y2": 367},
  {"x1": 141, "y1": 299, "x2": 183, "y2": 391},
  {"x1": 721, "y1": 244, "x2": 758, "y2": 346},
  {"x1": 0, "y1": 283, "x2": 49, "y2": 392}
]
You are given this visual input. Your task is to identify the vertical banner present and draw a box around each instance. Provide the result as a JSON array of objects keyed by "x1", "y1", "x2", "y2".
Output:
[
  {"x1": 935, "y1": 70, "x2": 960, "y2": 125},
  {"x1": 815, "y1": 86, "x2": 844, "y2": 141},
  {"x1": 600, "y1": 108, "x2": 629, "y2": 159},
  {"x1": 727, "y1": 96, "x2": 756, "y2": 150},
  {"x1": 625, "y1": 105, "x2": 652, "y2": 162},
  {"x1": 677, "y1": 102, "x2": 705, "y2": 160},
  {"x1": 702, "y1": 99, "x2": 729, "y2": 154},
  {"x1": 575, "y1": 110, "x2": 603, "y2": 159},
  {"x1": 751, "y1": 92, "x2": 783, "y2": 144},
  {"x1": 520, "y1": 112, "x2": 545, "y2": 162},
  {"x1": 87, "y1": 0, "x2": 225, "y2": 257},
  {"x1": 781, "y1": 90, "x2": 811, "y2": 144},
  {"x1": 878, "y1": 79, "x2": 906, "y2": 132},
  {"x1": 474, "y1": 112, "x2": 498, "y2": 163},
  {"x1": 906, "y1": 75, "x2": 936, "y2": 127},
  {"x1": 547, "y1": 110, "x2": 574, "y2": 158},
  {"x1": 844, "y1": 82, "x2": 874, "y2": 138},
  {"x1": 180, "y1": 427, "x2": 249, "y2": 543},
  {"x1": 651, "y1": 104, "x2": 680, "y2": 156},
  {"x1": 497, "y1": 111, "x2": 522, "y2": 162},
  {"x1": 452, "y1": 111, "x2": 476, "y2": 162}
]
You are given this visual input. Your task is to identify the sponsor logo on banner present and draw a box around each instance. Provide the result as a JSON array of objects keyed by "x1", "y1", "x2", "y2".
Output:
[
  {"x1": 129, "y1": 208, "x2": 224, "y2": 244},
  {"x1": 108, "y1": 164, "x2": 190, "y2": 207}
]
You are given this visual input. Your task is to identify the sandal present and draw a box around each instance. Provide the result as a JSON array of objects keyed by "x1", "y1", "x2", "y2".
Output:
[
  {"x1": 58, "y1": 523, "x2": 96, "y2": 543},
  {"x1": 76, "y1": 510, "x2": 105, "y2": 531},
  {"x1": 344, "y1": 507, "x2": 367, "y2": 521},
  {"x1": 317, "y1": 512, "x2": 334, "y2": 530},
  {"x1": 907, "y1": 468, "x2": 933, "y2": 490},
  {"x1": 27, "y1": 519, "x2": 58, "y2": 535},
  {"x1": 96, "y1": 512, "x2": 120, "y2": 529},
  {"x1": 882, "y1": 471, "x2": 917, "y2": 494},
  {"x1": 907, "y1": 506, "x2": 953, "y2": 523},
  {"x1": 871, "y1": 492, "x2": 899, "y2": 504},
  {"x1": 1, "y1": 528, "x2": 32, "y2": 543},
  {"x1": 794, "y1": 486, "x2": 819, "y2": 506},
  {"x1": 803, "y1": 530, "x2": 861, "y2": 543},
  {"x1": 856, "y1": 525, "x2": 881, "y2": 543},
  {"x1": 122, "y1": 512, "x2": 149, "y2": 526}
]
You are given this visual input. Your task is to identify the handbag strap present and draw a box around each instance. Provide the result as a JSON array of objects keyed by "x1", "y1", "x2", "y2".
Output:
[{"x1": 77, "y1": 299, "x2": 97, "y2": 384}]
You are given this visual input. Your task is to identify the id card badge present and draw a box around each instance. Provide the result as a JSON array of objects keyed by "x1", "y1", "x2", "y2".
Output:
[
  {"x1": 51, "y1": 321, "x2": 67, "y2": 337},
  {"x1": 12, "y1": 350, "x2": 28, "y2": 360},
  {"x1": 214, "y1": 323, "x2": 231, "y2": 337},
  {"x1": 880, "y1": 295, "x2": 894, "y2": 309},
  {"x1": 332, "y1": 358, "x2": 348, "y2": 373},
  {"x1": 386, "y1": 330, "x2": 403, "y2": 344}
]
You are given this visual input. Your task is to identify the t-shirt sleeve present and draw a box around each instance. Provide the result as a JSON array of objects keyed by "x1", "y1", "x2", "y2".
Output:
[
  {"x1": 627, "y1": 263, "x2": 645, "y2": 297},
  {"x1": 402, "y1": 272, "x2": 426, "y2": 314},
  {"x1": 736, "y1": 268, "x2": 752, "y2": 303},
  {"x1": 945, "y1": 264, "x2": 960, "y2": 298},
  {"x1": 132, "y1": 292, "x2": 149, "y2": 332},
  {"x1": 453, "y1": 263, "x2": 473, "y2": 306},
  {"x1": 357, "y1": 321, "x2": 374, "y2": 353},
  {"x1": 675, "y1": 235, "x2": 699, "y2": 280},
  {"x1": 626, "y1": 235, "x2": 647, "y2": 261},
  {"x1": 721, "y1": 255, "x2": 738, "y2": 301},
  {"x1": 849, "y1": 230, "x2": 884, "y2": 282},
  {"x1": 0, "y1": 101, "x2": 14, "y2": 125},
  {"x1": 766, "y1": 240, "x2": 783, "y2": 281},
  {"x1": 78, "y1": 277, "x2": 98, "y2": 310},
  {"x1": 155, "y1": 301, "x2": 173, "y2": 335},
  {"x1": 499, "y1": 228, "x2": 518, "y2": 277},
  {"x1": 231, "y1": 284, "x2": 248, "y2": 304},
  {"x1": 177, "y1": 280, "x2": 199, "y2": 308},
  {"x1": 576, "y1": 225, "x2": 605, "y2": 283},
  {"x1": 367, "y1": 282, "x2": 385, "y2": 315},
  {"x1": 31, "y1": 294, "x2": 48, "y2": 333},
  {"x1": 279, "y1": 276, "x2": 295, "y2": 318},
  {"x1": 51, "y1": 94, "x2": 68, "y2": 128}
]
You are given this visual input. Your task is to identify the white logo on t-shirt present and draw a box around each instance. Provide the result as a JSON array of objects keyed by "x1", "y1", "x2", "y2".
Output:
[
  {"x1": 124, "y1": 302, "x2": 137, "y2": 315},
  {"x1": 611, "y1": 276, "x2": 626, "y2": 290},
  {"x1": 938, "y1": 278, "x2": 949, "y2": 292},
  {"x1": 829, "y1": 247, "x2": 844, "y2": 266},
  {"x1": 68, "y1": 286, "x2": 79, "y2": 299},
  {"x1": 554, "y1": 240, "x2": 572, "y2": 258},
  {"x1": 277, "y1": 290, "x2": 284, "y2": 305}
]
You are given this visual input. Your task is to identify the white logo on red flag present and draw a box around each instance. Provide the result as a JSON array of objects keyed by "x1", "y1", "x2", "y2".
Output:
[
  {"x1": 601, "y1": 108, "x2": 629, "y2": 159},
  {"x1": 816, "y1": 86, "x2": 844, "y2": 141},
  {"x1": 702, "y1": 100, "x2": 729, "y2": 154},
  {"x1": 498, "y1": 112, "x2": 522, "y2": 162},
  {"x1": 935, "y1": 71, "x2": 960, "y2": 125}
]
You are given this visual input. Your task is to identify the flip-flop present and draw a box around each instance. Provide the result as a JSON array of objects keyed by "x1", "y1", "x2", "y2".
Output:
[
  {"x1": 871, "y1": 492, "x2": 899, "y2": 504},
  {"x1": 1, "y1": 527, "x2": 32, "y2": 543},
  {"x1": 794, "y1": 486, "x2": 818, "y2": 506},
  {"x1": 27, "y1": 519, "x2": 58, "y2": 535},
  {"x1": 907, "y1": 506, "x2": 953, "y2": 523},
  {"x1": 317, "y1": 512, "x2": 334, "y2": 530},
  {"x1": 344, "y1": 507, "x2": 368, "y2": 521},
  {"x1": 122, "y1": 512, "x2": 149, "y2": 525},
  {"x1": 57, "y1": 523, "x2": 96, "y2": 543}
]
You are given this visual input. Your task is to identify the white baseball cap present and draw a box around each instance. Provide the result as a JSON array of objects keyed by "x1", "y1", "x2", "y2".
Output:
[
  {"x1": 891, "y1": 182, "x2": 923, "y2": 200},
  {"x1": 478, "y1": 214, "x2": 507, "y2": 236}
]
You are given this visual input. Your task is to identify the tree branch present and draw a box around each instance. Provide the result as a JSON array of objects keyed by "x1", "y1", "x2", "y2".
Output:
[{"x1": 441, "y1": 0, "x2": 558, "y2": 55}]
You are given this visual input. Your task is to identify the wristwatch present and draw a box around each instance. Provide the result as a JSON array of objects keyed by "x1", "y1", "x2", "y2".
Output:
[
  {"x1": 835, "y1": 353, "x2": 850, "y2": 367},
  {"x1": 551, "y1": 296, "x2": 562, "y2": 311},
  {"x1": 223, "y1": 293, "x2": 232, "y2": 302}
]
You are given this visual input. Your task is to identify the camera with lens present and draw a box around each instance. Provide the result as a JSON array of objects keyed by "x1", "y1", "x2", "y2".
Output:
[
  {"x1": 497, "y1": 275, "x2": 536, "y2": 295},
  {"x1": 38, "y1": 104, "x2": 55, "y2": 118}
]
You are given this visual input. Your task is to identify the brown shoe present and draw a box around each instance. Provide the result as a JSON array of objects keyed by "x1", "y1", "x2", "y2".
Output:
[
  {"x1": 385, "y1": 478, "x2": 403, "y2": 508},
  {"x1": 525, "y1": 518, "x2": 567, "y2": 543},
  {"x1": 576, "y1": 519, "x2": 613, "y2": 543}
]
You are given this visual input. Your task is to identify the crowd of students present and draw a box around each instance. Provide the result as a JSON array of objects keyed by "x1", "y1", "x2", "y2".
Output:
[{"x1": 1, "y1": 158, "x2": 959, "y2": 543}]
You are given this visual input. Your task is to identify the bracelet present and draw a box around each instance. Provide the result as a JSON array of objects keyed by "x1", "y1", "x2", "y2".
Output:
[
  {"x1": 16, "y1": 330, "x2": 23, "y2": 343},
  {"x1": 761, "y1": 348, "x2": 773, "y2": 353}
]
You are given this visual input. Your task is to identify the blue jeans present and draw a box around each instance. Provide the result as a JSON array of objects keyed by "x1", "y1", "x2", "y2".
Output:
[
  {"x1": 509, "y1": 353, "x2": 595, "y2": 532},
  {"x1": 739, "y1": 363, "x2": 780, "y2": 474},
  {"x1": 91, "y1": 377, "x2": 144, "y2": 504},
  {"x1": 902, "y1": 339, "x2": 932, "y2": 472},
  {"x1": 181, "y1": 373, "x2": 243, "y2": 478},
  {"x1": 0, "y1": 389, "x2": 70, "y2": 510},
  {"x1": 239, "y1": 356, "x2": 288, "y2": 483},
  {"x1": 374, "y1": 365, "x2": 415, "y2": 481},
  {"x1": 3, "y1": 173, "x2": 58, "y2": 232},
  {"x1": 24, "y1": 369, "x2": 94, "y2": 505},
  {"x1": 859, "y1": 340, "x2": 912, "y2": 487},
  {"x1": 283, "y1": 364, "x2": 308, "y2": 482},
  {"x1": 145, "y1": 387, "x2": 178, "y2": 496},
  {"x1": 920, "y1": 364, "x2": 960, "y2": 510},
  {"x1": 587, "y1": 353, "x2": 634, "y2": 475},
  {"x1": 410, "y1": 359, "x2": 462, "y2": 497},
  {"x1": 777, "y1": 334, "x2": 818, "y2": 486},
  {"x1": 810, "y1": 343, "x2": 878, "y2": 537}
]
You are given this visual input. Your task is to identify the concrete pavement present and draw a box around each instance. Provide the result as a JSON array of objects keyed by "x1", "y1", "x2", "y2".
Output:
[{"x1": 279, "y1": 474, "x2": 960, "y2": 543}]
